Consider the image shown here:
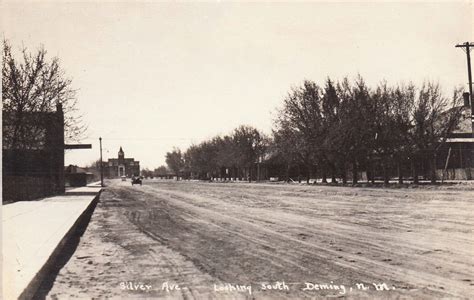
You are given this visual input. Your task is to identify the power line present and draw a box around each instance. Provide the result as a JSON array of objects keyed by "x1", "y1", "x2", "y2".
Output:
[{"x1": 79, "y1": 137, "x2": 200, "y2": 141}]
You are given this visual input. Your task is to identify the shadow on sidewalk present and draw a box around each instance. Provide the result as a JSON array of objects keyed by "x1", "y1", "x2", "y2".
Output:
[{"x1": 30, "y1": 197, "x2": 99, "y2": 300}]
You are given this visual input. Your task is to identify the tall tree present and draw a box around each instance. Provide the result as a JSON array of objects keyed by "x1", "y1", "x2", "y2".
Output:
[
  {"x1": 2, "y1": 40, "x2": 86, "y2": 149},
  {"x1": 276, "y1": 80, "x2": 324, "y2": 183},
  {"x1": 409, "y1": 82, "x2": 463, "y2": 183},
  {"x1": 331, "y1": 78, "x2": 355, "y2": 183},
  {"x1": 231, "y1": 125, "x2": 266, "y2": 182},
  {"x1": 321, "y1": 78, "x2": 341, "y2": 183},
  {"x1": 371, "y1": 82, "x2": 397, "y2": 183},
  {"x1": 214, "y1": 135, "x2": 235, "y2": 180},
  {"x1": 165, "y1": 148, "x2": 184, "y2": 180},
  {"x1": 272, "y1": 121, "x2": 302, "y2": 182}
]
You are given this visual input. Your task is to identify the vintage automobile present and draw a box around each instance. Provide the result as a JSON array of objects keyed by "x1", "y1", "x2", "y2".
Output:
[
  {"x1": 131, "y1": 176, "x2": 142, "y2": 186},
  {"x1": 121, "y1": 176, "x2": 127, "y2": 181}
]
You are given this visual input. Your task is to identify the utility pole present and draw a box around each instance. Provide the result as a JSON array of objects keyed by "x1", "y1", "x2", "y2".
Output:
[
  {"x1": 455, "y1": 42, "x2": 474, "y2": 136},
  {"x1": 456, "y1": 42, "x2": 474, "y2": 180},
  {"x1": 99, "y1": 137, "x2": 104, "y2": 187}
]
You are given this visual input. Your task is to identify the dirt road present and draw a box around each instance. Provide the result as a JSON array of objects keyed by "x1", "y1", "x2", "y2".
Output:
[{"x1": 47, "y1": 180, "x2": 474, "y2": 299}]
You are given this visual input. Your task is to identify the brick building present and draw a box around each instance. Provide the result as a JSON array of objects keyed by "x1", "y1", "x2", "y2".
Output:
[
  {"x1": 2, "y1": 104, "x2": 65, "y2": 202},
  {"x1": 105, "y1": 147, "x2": 140, "y2": 178}
]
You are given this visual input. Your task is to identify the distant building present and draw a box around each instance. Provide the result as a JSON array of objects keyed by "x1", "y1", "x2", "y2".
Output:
[
  {"x1": 65, "y1": 165, "x2": 94, "y2": 187},
  {"x1": 440, "y1": 92, "x2": 474, "y2": 179},
  {"x1": 105, "y1": 147, "x2": 140, "y2": 178}
]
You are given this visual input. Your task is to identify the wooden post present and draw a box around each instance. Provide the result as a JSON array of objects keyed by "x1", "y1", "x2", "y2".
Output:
[{"x1": 442, "y1": 147, "x2": 452, "y2": 183}]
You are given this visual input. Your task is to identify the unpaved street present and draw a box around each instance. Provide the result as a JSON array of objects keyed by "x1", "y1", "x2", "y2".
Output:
[{"x1": 47, "y1": 180, "x2": 474, "y2": 299}]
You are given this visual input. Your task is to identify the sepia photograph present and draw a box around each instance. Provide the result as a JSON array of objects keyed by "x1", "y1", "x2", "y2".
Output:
[{"x1": 1, "y1": 1, "x2": 473, "y2": 299}]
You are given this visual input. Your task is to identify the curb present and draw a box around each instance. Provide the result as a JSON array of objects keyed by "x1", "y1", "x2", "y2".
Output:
[{"x1": 18, "y1": 190, "x2": 102, "y2": 300}]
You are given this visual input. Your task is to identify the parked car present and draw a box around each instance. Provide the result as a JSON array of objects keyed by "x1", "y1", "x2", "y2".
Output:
[
  {"x1": 121, "y1": 176, "x2": 126, "y2": 181},
  {"x1": 131, "y1": 176, "x2": 142, "y2": 186}
]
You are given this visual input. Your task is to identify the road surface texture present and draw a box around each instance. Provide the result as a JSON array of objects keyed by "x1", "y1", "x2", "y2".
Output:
[{"x1": 46, "y1": 179, "x2": 474, "y2": 299}]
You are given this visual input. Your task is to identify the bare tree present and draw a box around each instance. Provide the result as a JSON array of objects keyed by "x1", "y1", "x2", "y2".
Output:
[
  {"x1": 165, "y1": 148, "x2": 185, "y2": 180},
  {"x1": 276, "y1": 80, "x2": 324, "y2": 183},
  {"x1": 2, "y1": 39, "x2": 86, "y2": 150},
  {"x1": 154, "y1": 165, "x2": 169, "y2": 178},
  {"x1": 141, "y1": 168, "x2": 153, "y2": 178},
  {"x1": 215, "y1": 135, "x2": 236, "y2": 180},
  {"x1": 272, "y1": 122, "x2": 302, "y2": 182},
  {"x1": 185, "y1": 140, "x2": 220, "y2": 180},
  {"x1": 409, "y1": 82, "x2": 464, "y2": 183},
  {"x1": 231, "y1": 125, "x2": 267, "y2": 182}
]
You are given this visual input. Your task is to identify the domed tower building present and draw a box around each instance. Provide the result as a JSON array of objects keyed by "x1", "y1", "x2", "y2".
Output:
[{"x1": 105, "y1": 147, "x2": 140, "y2": 178}]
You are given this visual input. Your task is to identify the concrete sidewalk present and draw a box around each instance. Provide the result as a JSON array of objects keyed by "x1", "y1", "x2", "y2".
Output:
[{"x1": 2, "y1": 182, "x2": 102, "y2": 299}]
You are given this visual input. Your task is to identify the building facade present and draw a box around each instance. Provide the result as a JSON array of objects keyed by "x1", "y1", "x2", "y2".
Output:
[
  {"x1": 439, "y1": 93, "x2": 474, "y2": 179},
  {"x1": 105, "y1": 147, "x2": 140, "y2": 178},
  {"x1": 2, "y1": 103, "x2": 65, "y2": 202}
]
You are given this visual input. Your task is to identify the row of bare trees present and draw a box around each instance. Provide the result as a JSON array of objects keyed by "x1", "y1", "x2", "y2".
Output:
[
  {"x1": 165, "y1": 76, "x2": 463, "y2": 184},
  {"x1": 141, "y1": 165, "x2": 186, "y2": 179},
  {"x1": 272, "y1": 76, "x2": 464, "y2": 184},
  {"x1": 166, "y1": 125, "x2": 268, "y2": 181}
]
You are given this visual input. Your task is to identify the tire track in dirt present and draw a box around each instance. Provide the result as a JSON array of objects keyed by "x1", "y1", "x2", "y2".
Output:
[
  {"x1": 47, "y1": 184, "x2": 248, "y2": 300},
  {"x1": 133, "y1": 182, "x2": 472, "y2": 298},
  {"x1": 151, "y1": 183, "x2": 474, "y2": 269},
  {"x1": 122, "y1": 187, "x2": 339, "y2": 298}
]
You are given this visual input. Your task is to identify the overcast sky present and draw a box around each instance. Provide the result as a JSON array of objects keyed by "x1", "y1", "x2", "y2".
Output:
[{"x1": 2, "y1": 1, "x2": 472, "y2": 169}]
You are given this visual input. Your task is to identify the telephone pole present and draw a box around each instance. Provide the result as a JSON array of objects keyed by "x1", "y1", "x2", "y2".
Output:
[
  {"x1": 456, "y1": 42, "x2": 474, "y2": 179},
  {"x1": 99, "y1": 137, "x2": 104, "y2": 187},
  {"x1": 455, "y1": 42, "x2": 474, "y2": 136}
]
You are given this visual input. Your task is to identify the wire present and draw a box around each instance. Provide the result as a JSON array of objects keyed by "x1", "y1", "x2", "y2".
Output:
[{"x1": 80, "y1": 137, "x2": 199, "y2": 141}]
